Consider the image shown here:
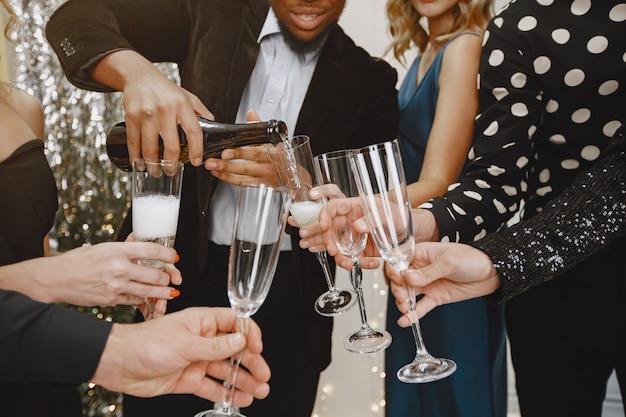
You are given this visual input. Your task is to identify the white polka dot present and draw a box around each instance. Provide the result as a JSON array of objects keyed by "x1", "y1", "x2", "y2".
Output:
[
  {"x1": 452, "y1": 203, "x2": 467, "y2": 215},
  {"x1": 482, "y1": 30, "x2": 491, "y2": 46},
  {"x1": 587, "y1": 36, "x2": 609, "y2": 54},
  {"x1": 441, "y1": 235, "x2": 450, "y2": 243},
  {"x1": 533, "y1": 56, "x2": 551, "y2": 74},
  {"x1": 598, "y1": 80, "x2": 619, "y2": 96},
  {"x1": 468, "y1": 147, "x2": 476, "y2": 160},
  {"x1": 474, "y1": 229, "x2": 487, "y2": 241},
  {"x1": 571, "y1": 0, "x2": 591, "y2": 15},
  {"x1": 493, "y1": 86, "x2": 509, "y2": 101},
  {"x1": 502, "y1": 185, "x2": 517, "y2": 196},
  {"x1": 528, "y1": 125, "x2": 537, "y2": 138},
  {"x1": 536, "y1": 186, "x2": 553, "y2": 196},
  {"x1": 551, "y1": 28, "x2": 570, "y2": 44},
  {"x1": 564, "y1": 69, "x2": 585, "y2": 87},
  {"x1": 561, "y1": 159, "x2": 580, "y2": 169},
  {"x1": 489, "y1": 49, "x2": 505, "y2": 66},
  {"x1": 493, "y1": 17, "x2": 503, "y2": 28},
  {"x1": 539, "y1": 168, "x2": 550, "y2": 183},
  {"x1": 493, "y1": 199, "x2": 507, "y2": 214},
  {"x1": 418, "y1": 201, "x2": 433, "y2": 209},
  {"x1": 487, "y1": 165, "x2": 506, "y2": 176},
  {"x1": 511, "y1": 102, "x2": 529, "y2": 117},
  {"x1": 609, "y1": 4, "x2": 626, "y2": 22},
  {"x1": 475, "y1": 179, "x2": 491, "y2": 189},
  {"x1": 510, "y1": 72, "x2": 527, "y2": 88},
  {"x1": 474, "y1": 216, "x2": 484, "y2": 225},
  {"x1": 545, "y1": 99, "x2": 559, "y2": 113},
  {"x1": 520, "y1": 180, "x2": 528, "y2": 192},
  {"x1": 537, "y1": 0, "x2": 554, "y2": 5},
  {"x1": 571, "y1": 108, "x2": 591, "y2": 123},
  {"x1": 484, "y1": 120, "x2": 499, "y2": 136},
  {"x1": 448, "y1": 182, "x2": 461, "y2": 191},
  {"x1": 581, "y1": 145, "x2": 601, "y2": 161},
  {"x1": 463, "y1": 190, "x2": 482, "y2": 201},
  {"x1": 516, "y1": 156, "x2": 529, "y2": 168},
  {"x1": 549, "y1": 134, "x2": 566, "y2": 144},
  {"x1": 518, "y1": 16, "x2": 537, "y2": 31},
  {"x1": 603, "y1": 120, "x2": 623, "y2": 137},
  {"x1": 508, "y1": 203, "x2": 518, "y2": 212}
]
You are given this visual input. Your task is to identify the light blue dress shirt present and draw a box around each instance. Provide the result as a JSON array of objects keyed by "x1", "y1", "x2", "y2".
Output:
[{"x1": 209, "y1": 8, "x2": 322, "y2": 248}]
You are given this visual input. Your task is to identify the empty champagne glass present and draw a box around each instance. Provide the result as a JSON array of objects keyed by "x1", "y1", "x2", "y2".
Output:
[
  {"x1": 316, "y1": 149, "x2": 392, "y2": 354},
  {"x1": 350, "y1": 140, "x2": 456, "y2": 383},
  {"x1": 132, "y1": 159, "x2": 184, "y2": 319},
  {"x1": 195, "y1": 183, "x2": 292, "y2": 417},
  {"x1": 268, "y1": 135, "x2": 356, "y2": 317}
]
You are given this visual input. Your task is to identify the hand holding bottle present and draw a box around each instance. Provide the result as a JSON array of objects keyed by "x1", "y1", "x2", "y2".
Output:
[{"x1": 91, "y1": 50, "x2": 215, "y2": 166}]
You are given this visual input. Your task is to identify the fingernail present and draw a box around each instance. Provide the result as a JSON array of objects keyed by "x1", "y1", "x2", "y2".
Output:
[
  {"x1": 170, "y1": 289, "x2": 180, "y2": 298},
  {"x1": 229, "y1": 333, "x2": 243, "y2": 347},
  {"x1": 309, "y1": 189, "x2": 321, "y2": 198},
  {"x1": 174, "y1": 254, "x2": 180, "y2": 263},
  {"x1": 205, "y1": 161, "x2": 217, "y2": 169},
  {"x1": 192, "y1": 157, "x2": 202, "y2": 166}
]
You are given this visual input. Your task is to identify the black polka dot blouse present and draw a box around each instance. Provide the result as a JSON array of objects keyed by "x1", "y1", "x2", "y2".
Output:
[{"x1": 424, "y1": 0, "x2": 626, "y2": 243}]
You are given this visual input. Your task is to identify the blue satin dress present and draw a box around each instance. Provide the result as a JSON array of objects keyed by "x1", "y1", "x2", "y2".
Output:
[{"x1": 385, "y1": 33, "x2": 508, "y2": 417}]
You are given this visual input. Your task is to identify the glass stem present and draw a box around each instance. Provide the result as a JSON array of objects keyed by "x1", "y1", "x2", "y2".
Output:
[
  {"x1": 216, "y1": 316, "x2": 248, "y2": 413},
  {"x1": 350, "y1": 262, "x2": 371, "y2": 331},
  {"x1": 402, "y1": 271, "x2": 432, "y2": 361},
  {"x1": 316, "y1": 251, "x2": 338, "y2": 293}
]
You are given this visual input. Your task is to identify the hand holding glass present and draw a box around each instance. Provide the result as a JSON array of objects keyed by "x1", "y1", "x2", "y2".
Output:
[
  {"x1": 195, "y1": 184, "x2": 292, "y2": 417},
  {"x1": 268, "y1": 135, "x2": 356, "y2": 316},
  {"x1": 350, "y1": 140, "x2": 456, "y2": 382},
  {"x1": 316, "y1": 149, "x2": 392, "y2": 353},
  {"x1": 132, "y1": 159, "x2": 184, "y2": 319}
]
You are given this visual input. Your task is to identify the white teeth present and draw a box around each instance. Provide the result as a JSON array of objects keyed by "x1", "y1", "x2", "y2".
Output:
[{"x1": 297, "y1": 14, "x2": 318, "y2": 21}]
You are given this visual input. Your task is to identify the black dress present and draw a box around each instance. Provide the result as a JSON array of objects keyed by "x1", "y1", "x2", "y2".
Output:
[{"x1": 0, "y1": 139, "x2": 83, "y2": 417}]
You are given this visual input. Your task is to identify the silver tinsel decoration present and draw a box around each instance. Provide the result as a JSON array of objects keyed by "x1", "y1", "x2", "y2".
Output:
[{"x1": 7, "y1": 1, "x2": 178, "y2": 416}]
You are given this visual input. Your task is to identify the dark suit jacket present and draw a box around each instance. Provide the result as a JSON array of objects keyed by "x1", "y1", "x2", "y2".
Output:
[
  {"x1": 0, "y1": 289, "x2": 110, "y2": 386},
  {"x1": 46, "y1": 0, "x2": 398, "y2": 373}
]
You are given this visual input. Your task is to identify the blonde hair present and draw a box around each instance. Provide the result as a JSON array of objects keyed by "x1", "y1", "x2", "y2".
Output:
[
  {"x1": 386, "y1": 0, "x2": 493, "y2": 63},
  {"x1": 1, "y1": 0, "x2": 18, "y2": 42}
]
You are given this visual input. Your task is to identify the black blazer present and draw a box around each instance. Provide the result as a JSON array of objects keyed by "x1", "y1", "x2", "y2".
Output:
[
  {"x1": 0, "y1": 289, "x2": 110, "y2": 386},
  {"x1": 47, "y1": 0, "x2": 399, "y2": 372}
]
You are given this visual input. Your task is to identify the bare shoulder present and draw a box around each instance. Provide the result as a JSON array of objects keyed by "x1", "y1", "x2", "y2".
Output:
[
  {"x1": 0, "y1": 83, "x2": 44, "y2": 162},
  {"x1": 444, "y1": 32, "x2": 484, "y2": 60}
]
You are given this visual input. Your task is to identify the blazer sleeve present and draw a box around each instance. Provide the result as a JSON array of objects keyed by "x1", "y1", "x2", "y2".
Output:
[
  {"x1": 45, "y1": 0, "x2": 193, "y2": 91},
  {"x1": 0, "y1": 290, "x2": 112, "y2": 388},
  {"x1": 471, "y1": 126, "x2": 626, "y2": 303}
]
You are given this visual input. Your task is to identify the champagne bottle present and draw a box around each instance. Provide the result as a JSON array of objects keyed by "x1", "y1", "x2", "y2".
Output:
[{"x1": 106, "y1": 116, "x2": 288, "y2": 171}]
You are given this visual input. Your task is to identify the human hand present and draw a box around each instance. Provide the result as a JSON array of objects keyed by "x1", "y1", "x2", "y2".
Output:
[
  {"x1": 316, "y1": 186, "x2": 380, "y2": 271},
  {"x1": 92, "y1": 307, "x2": 271, "y2": 404},
  {"x1": 386, "y1": 242, "x2": 500, "y2": 325},
  {"x1": 28, "y1": 241, "x2": 182, "y2": 311}
]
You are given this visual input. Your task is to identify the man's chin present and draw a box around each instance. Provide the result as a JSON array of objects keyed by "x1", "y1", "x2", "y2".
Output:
[{"x1": 278, "y1": 21, "x2": 337, "y2": 54}]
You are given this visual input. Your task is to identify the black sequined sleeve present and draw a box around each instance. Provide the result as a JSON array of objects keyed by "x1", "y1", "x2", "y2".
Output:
[{"x1": 470, "y1": 129, "x2": 626, "y2": 303}]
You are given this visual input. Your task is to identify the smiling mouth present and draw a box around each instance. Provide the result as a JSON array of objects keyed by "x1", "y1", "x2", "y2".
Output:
[{"x1": 297, "y1": 14, "x2": 320, "y2": 21}]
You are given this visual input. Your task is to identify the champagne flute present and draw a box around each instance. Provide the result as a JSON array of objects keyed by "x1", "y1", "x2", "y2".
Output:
[
  {"x1": 350, "y1": 140, "x2": 456, "y2": 383},
  {"x1": 268, "y1": 135, "x2": 356, "y2": 317},
  {"x1": 132, "y1": 159, "x2": 184, "y2": 319},
  {"x1": 195, "y1": 183, "x2": 292, "y2": 417},
  {"x1": 315, "y1": 149, "x2": 392, "y2": 354}
]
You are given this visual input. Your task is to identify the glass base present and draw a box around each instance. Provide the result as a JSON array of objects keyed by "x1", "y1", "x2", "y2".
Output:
[
  {"x1": 314, "y1": 289, "x2": 356, "y2": 317},
  {"x1": 194, "y1": 408, "x2": 243, "y2": 417},
  {"x1": 343, "y1": 328, "x2": 392, "y2": 354},
  {"x1": 397, "y1": 357, "x2": 457, "y2": 383}
]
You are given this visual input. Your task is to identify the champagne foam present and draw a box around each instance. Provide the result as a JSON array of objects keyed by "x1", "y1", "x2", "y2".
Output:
[
  {"x1": 290, "y1": 200, "x2": 322, "y2": 226},
  {"x1": 133, "y1": 194, "x2": 180, "y2": 238}
]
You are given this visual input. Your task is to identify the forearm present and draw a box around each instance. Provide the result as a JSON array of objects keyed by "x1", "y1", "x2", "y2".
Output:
[
  {"x1": 0, "y1": 257, "x2": 64, "y2": 303},
  {"x1": 0, "y1": 290, "x2": 111, "y2": 386},
  {"x1": 472, "y1": 134, "x2": 626, "y2": 302}
]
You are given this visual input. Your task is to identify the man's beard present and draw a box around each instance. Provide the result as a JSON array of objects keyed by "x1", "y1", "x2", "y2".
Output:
[{"x1": 278, "y1": 20, "x2": 338, "y2": 54}]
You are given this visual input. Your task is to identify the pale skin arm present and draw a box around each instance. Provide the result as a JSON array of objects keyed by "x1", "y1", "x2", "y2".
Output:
[
  {"x1": 92, "y1": 307, "x2": 271, "y2": 404},
  {"x1": 386, "y1": 241, "x2": 500, "y2": 325},
  {"x1": 407, "y1": 34, "x2": 481, "y2": 208},
  {"x1": 0, "y1": 242, "x2": 182, "y2": 315},
  {"x1": 90, "y1": 50, "x2": 214, "y2": 166}
]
